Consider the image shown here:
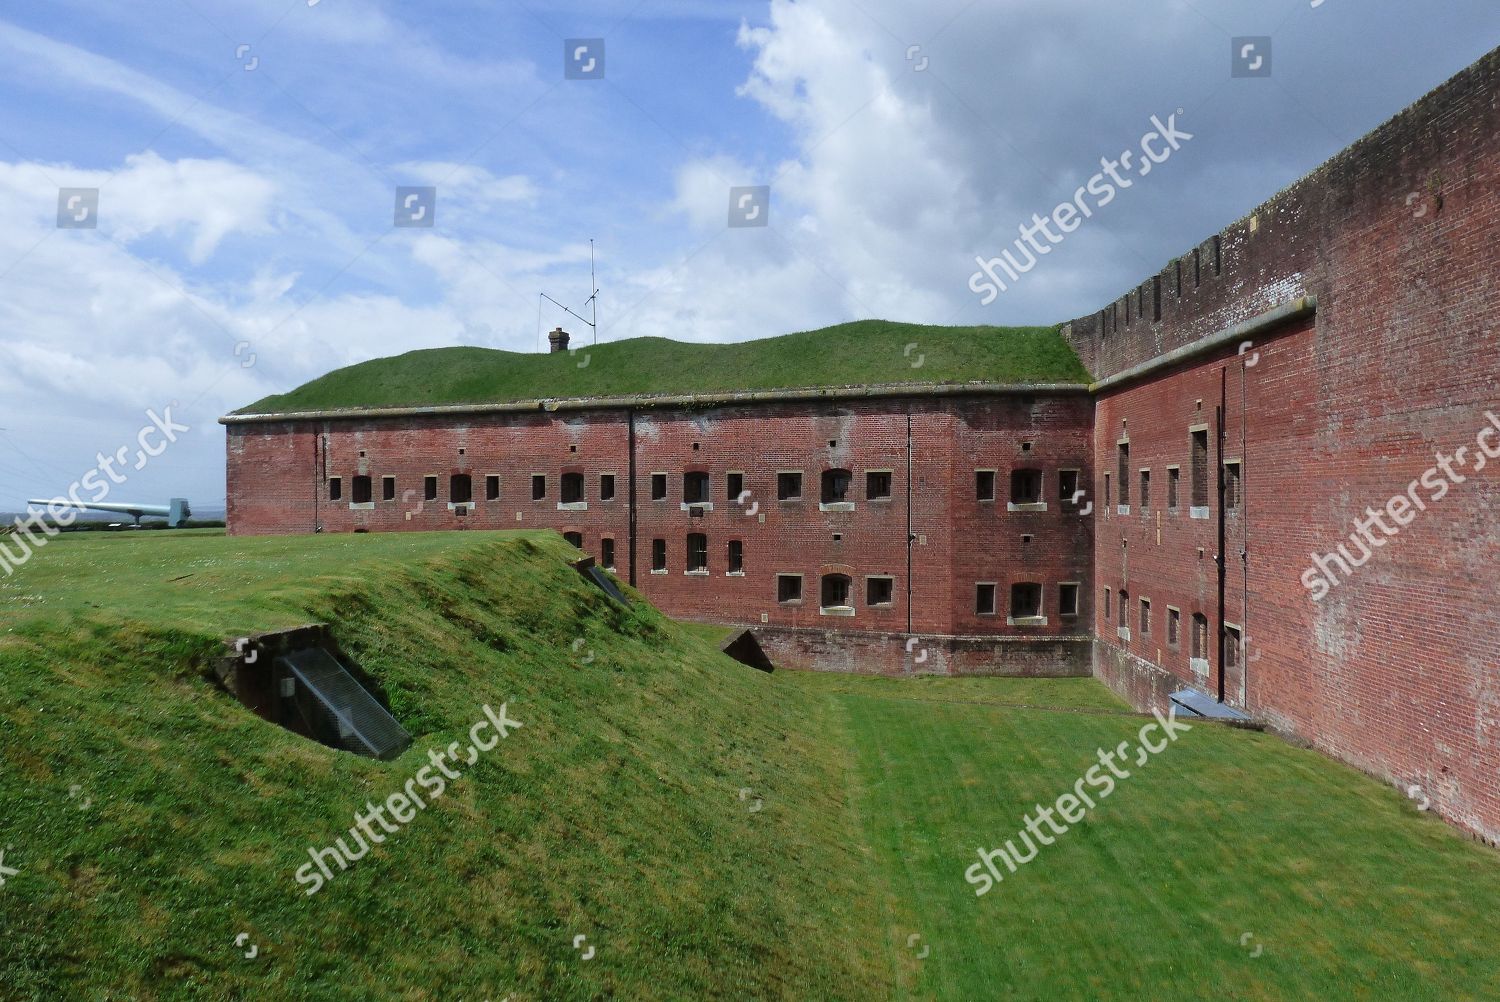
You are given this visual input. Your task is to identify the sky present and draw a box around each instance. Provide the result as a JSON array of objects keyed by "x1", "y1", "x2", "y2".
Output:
[{"x1": 0, "y1": 0, "x2": 1495, "y2": 510}]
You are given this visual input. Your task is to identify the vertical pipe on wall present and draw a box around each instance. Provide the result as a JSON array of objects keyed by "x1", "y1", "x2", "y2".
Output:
[
  {"x1": 627, "y1": 408, "x2": 637, "y2": 588},
  {"x1": 1241, "y1": 359, "x2": 1251, "y2": 710},
  {"x1": 905, "y1": 411, "x2": 913, "y2": 636},
  {"x1": 1215, "y1": 369, "x2": 1228, "y2": 704}
]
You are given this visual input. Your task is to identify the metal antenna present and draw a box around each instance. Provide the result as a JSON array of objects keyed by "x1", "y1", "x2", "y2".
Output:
[{"x1": 541, "y1": 239, "x2": 599, "y2": 346}]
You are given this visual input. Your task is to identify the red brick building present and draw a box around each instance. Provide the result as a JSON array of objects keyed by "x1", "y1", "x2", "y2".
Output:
[
  {"x1": 224, "y1": 387, "x2": 1097, "y2": 677},
  {"x1": 223, "y1": 49, "x2": 1499, "y2": 837},
  {"x1": 1065, "y1": 48, "x2": 1500, "y2": 840}
]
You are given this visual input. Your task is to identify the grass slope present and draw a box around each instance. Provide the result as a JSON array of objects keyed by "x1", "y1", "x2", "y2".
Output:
[
  {"x1": 784, "y1": 674, "x2": 1500, "y2": 1001},
  {"x1": 236, "y1": 321, "x2": 1090, "y2": 414},
  {"x1": 6, "y1": 532, "x2": 1500, "y2": 1000},
  {"x1": 0, "y1": 531, "x2": 891, "y2": 1000}
]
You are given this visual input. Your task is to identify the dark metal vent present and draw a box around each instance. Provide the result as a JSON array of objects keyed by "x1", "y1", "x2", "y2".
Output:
[{"x1": 275, "y1": 648, "x2": 412, "y2": 760}]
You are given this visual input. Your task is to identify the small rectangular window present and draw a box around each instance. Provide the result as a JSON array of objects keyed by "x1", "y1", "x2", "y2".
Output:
[
  {"x1": 866, "y1": 471, "x2": 892, "y2": 500},
  {"x1": 727, "y1": 472, "x2": 744, "y2": 501},
  {"x1": 651, "y1": 473, "x2": 668, "y2": 500},
  {"x1": 1119, "y1": 591, "x2": 1129, "y2": 627},
  {"x1": 1139, "y1": 469, "x2": 1151, "y2": 511},
  {"x1": 1192, "y1": 430, "x2": 1210, "y2": 508},
  {"x1": 777, "y1": 471, "x2": 802, "y2": 500},
  {"x1": 684, "y1": 472, "x2": 709, "y2": 504},
  {"x1": 328, "y1": 477, "x2": 342, "y2": 501},
  {"x1": 1059, "y1": 470, "x2": 1079, "y2": 502},
  {"x1": 820, "y1": 469, "x2": 852, "y2": 504},
  {"x1": 561, "y1": 472, "x2": 584, "y2": 504},
  {"x1": 1192, "y1": 612, "x2": 1209, "y2": 659},
  {"x1": 382, "y1": 476, "x2": 396, "y2": 501},
  {"x1": 1104, "y1": 473, "x2": 1111, "y2": 507},
  {"x1": 687, "y1": 533, "x2": 708, "y2": 572},
  {"x1": 976, "y1": 583, "x2": 997, "y2": 616},
  {"x1": 1059, "y1": 583, "x2": 1079, "y2": 617},
  {"x1": 1140, "y1": 598, "x2": 1151, "y2": 635},
  {"x1": 727, "y1": 540, "x2": 744, "y2": 573},
  {"x1": 867, "y1": 576, "x2": 894, "y2": 606},
  {"x1": 1168, "y1": 607, "x2": 1181, "y2": 647},
  {"x1": 1010, "y1": 469, "x2": 1042, "y2": 504},
  {"x1": 352, "y1": 475, "x2": 372, "y2": 504},
  {"x1": 1226, "y1": 461, "x2": 1243, "y2": 511},
  {"x1": 1010, "y1": 582, "x2": 1043, "y2": 619},
  {"x1": 651, "y1": 538, "x2": 667, "y2": 572},
  {"x1": 531, "y1": 474, "x2": 546, "y2": 500},
  {"x1": 1225, "y1": 624, "x2": 1242, "y2": 670},
  {"x1": 485, "y1": 475, "x2": 500, "y2": 501},
  {"x1": 600, "y1": 474, "x2": 616, "y2": 501},
  {"x1": 1117, "y1": 443, "x2": 1130, "y2": 504},
  {"x1": 975, "y1": 470, "x2": 996, "y2": 501},
  {"x1": 424, "y1": 475, "x2": 438, "y2": 501},
  {"x1": 1167, "y1": 467, "x2": 1180, "y2": 510},
  {"x1": 563, "y1": 531, "x2": 583, "y2": 548},
  {"x1": 1103, "y1": 587, "x2": 1112, "y2": 620},
  {"x1": 450, "y1": 474, "x2": 472, "y2": 504},
  {"x1": 601, "y1": 537, "x2": 615, "y2": 569},
  {"x1": 777, "y1": 574, "x2": 802, "y2": 603}
]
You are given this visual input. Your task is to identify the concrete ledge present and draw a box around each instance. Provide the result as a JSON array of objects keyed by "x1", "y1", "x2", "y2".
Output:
[{"x1": 1090, "y1": 296, "x2": 1317, "y2": 394}]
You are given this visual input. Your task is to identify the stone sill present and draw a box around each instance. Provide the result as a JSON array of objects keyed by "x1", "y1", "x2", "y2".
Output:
[
  {"x1": 1008, "y1": 616, "x2": 1049, "y2": 627},
  {"x1": 1117, "y1": 504, "x2": 1131, "y2": 516},
  {"x1": 1191, "y1": 507, "x2": 1211, "y2": 520},
  {"x1": 726, "y1": 571, "x2": 745, "y2": 577},
  {"x1": 650, "y1": 569, "x2": 668, "y2": 576},
  {"x1": 680, "y1": 501, "x2": 713, "y2": 512},
  {"x1": 557, "y1": 501, "x2": 588, "y2": 511},
  {"x1": 820, "y1": 606, "x2": 856, "y2": 617},
  {"x1": 684, "y1": 569, "x2": 709, "y2": 576},
  {"x1": 447, "y1": 502, "x2": 474, "y2": 513},
  {"x1": 1191, "y1": 657, "x2": 1210, "y2": 675},
  {"x1": 348, "y1": 502, "x2": 375, "y2": 511},
  {"x1": 1008, "y1": 502, "x2": 1048, "y2": 513},
  {"x1": 819, "y1": 501, "x2": 855, "y2": 512},
  {"x1": 1118, "y1": 626, "x2": 1132, "y2": 642}
]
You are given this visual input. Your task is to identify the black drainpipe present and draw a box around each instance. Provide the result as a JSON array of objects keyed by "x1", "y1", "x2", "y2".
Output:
[
  {"x1": 1215, "y1": 368, "x2": 1228, "y2": 704},
  {"x1": 627, "y1": 407, "x2": 638, "y2": 587},
  {"x1": 314, "y1": 427, "x2": 326, "y2": 534},
  {"x1": 905, "y1": 411, "x2": 914, "y2": 635}
]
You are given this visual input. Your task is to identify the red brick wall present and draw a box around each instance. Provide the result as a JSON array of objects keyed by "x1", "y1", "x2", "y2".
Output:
[
  {"x1": 751, "y1": 625, "x2": 1092, "y2": 677},
  {"x1": 1075, "y1": 48, "x2": 1500, "y2": 840},
  {"x1": 225, "y1": 393, "x2": 1094, "y2": 657}
]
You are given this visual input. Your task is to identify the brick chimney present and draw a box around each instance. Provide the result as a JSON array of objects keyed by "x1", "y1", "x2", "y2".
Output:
[{"x1": 548, "y1": 326, "x2": 570, "y2": 353}]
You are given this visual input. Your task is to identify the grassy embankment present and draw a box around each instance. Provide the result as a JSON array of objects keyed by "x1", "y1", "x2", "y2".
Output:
[{"x1": 4, "y1": 530, "x2": 1500, "y2": 1000}]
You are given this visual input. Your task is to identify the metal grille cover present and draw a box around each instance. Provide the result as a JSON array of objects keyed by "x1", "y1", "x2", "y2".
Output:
[{"x1": 276, "y1": 649, "x2": 412, "y2": 760}]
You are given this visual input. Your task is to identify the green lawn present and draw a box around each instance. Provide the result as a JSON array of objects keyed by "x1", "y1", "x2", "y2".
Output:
[
  {"x1": 235, "y1": 320, "x2": 1090, "y2": 414},
  {"x1": 782, "y1": 675, "x2": 1500, "y2": 1001},
  {"x1": 3, "y1": 530, "x2": 1500, "y2": 1000}
]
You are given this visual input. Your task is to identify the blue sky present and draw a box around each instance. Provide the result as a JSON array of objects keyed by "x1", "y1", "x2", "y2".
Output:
[{"x1": 0, "y1": 0, "x2": 1495, "y2": 509}]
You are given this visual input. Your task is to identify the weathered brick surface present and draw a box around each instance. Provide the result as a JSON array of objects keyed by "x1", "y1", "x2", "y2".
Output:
[
  {"x1": 1074, "y1": 48, "x2": 1500, "y2": 840},
  {"x1": 750, "y1": 625, "x2": 1092, "y2": 677}
]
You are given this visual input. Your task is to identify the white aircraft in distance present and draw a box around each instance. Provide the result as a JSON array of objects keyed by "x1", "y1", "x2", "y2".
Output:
[{"x1": 28, "y1": 498, "x2": 192, "y2": 528}]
